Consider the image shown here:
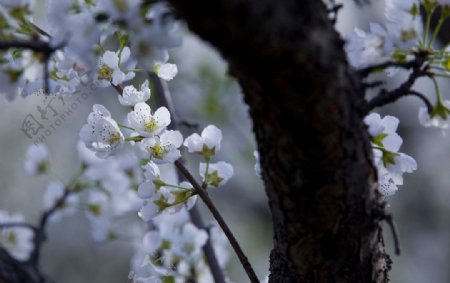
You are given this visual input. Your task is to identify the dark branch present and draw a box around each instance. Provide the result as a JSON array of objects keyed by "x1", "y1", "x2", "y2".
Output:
[
  {"x1": 365, "y1": 57, "x2": 430, "y2": 113},
  {"x1": 407, "y1": 90, "x2": 433, "y2": 114}
]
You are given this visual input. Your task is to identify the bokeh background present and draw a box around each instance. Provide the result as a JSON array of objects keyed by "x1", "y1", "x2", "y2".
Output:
[{"x1": 1, "y1": 1, "x2": 449, "y2": 282}]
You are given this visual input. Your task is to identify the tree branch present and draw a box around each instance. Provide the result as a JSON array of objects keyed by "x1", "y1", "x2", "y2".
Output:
[
  {"x1": 174, "y1": 160, "x2": 259, "y2": 283},
  {"x1": 0, "y1": 39, "x2": 64, "y2": 95},
  {"x1": 365, "y1": 60, "x2": 430, "y2": 113}
]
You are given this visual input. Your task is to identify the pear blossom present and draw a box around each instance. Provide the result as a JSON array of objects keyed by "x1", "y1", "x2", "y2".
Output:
[
  {"x1": 346, "y1": 23, "x2": 394, "y2": 68},
  {"x1": 128, "y1": 103, "x2": 171, "y2": 137},
  {"x1": 153, "y1": 62, "x2": 178, "y2": 81},
  {"x1": 172, "y1": 223, "x2": 208, "y2": 260},
  {"x1": 135, "y1": 130, "x2": 183, "y2": 163},
  {"x1": 23, "y1": 143, "x2": 49, "y2": 176},
  {"x1": 365, "y1": 113, "x2": 417, "y2": 196},
  {"x1": 0, "y1": 210, "x2": 34, "y2": 261},
  {"x1": 138, "y1": 200, "x2": 160, "y2": 221},
  {"x1": 138, "y1": 181, "x2": 196, "y2": 221},
  {"x1": 137, "y1": 162, "x2": 162, "y2": 199},
  {"x1": 418, "y1": 100, "x2": 450, "y2": 132},
  {"x1": 119, "y1": 80, "x2": 151, "y2": 106},
  {"x1": 199, "y1": 161, "x2": 234, "y2": 188},
  {"x1": 85, "y1": 191, "x2": 110, "y2": 220},
  {"x1": 184, "y1": 125, "x2": 222, "y2": 159},
  {"x1": 385, "y1": 2, "x2": 423, "y2": 50},
  {"x1": 80, "y1": 104, "x2": 125, "y2": 158},
  {"x1": 364, "y1": 113, "x2": 402, "y2": 152},
  {"x1": 43, "y1": 181, "x2": 78, "y2": 222},
  {"x1": 95, "y1": 47, "x2": 136, "y2": 87}
]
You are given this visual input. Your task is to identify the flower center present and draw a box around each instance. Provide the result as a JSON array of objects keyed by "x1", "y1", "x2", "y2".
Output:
[
  {"x1": 144, "y1": 117, "x2": 159, "y2": 133},
  {"x1": 109, "y1": 133, "x2": 121, "y2": 145},
  {"x1": 98, "y1": 64, "x2": 113, "y2": 81}
]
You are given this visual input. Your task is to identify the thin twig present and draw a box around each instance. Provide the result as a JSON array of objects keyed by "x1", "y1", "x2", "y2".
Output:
[
  {"x1": 30, "y1": 23, "x2": 51, "y2": 38},
  {"x1": 112, "y1": 83, "x2": 124, "y2": 94},
  {"x1": 406, "y1": 90, "x2": 433, "y2": 114},
  {"x1": 383, "y1": 214, "x2": 401, "y2": 256},
  {"x1": 175, "y1": 160, "x2": 259, "y2": 283},
  {"x1": 0, "y1": 40, "x2": 55, "y2": 53}
]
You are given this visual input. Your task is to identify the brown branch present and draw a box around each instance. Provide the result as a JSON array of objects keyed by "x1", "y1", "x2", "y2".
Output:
[{"x1": 175, "y1": 160, "x2": 259, "y2": 283}]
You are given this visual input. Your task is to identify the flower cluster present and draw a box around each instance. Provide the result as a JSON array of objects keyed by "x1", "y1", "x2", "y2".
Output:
[
  {"x1": 347, "y1": 0, "x2": 450, "y2": 132},
  {"x1": 0, "y1": 210, "x2": 34, "y2": 261},
  {"x1": 0, "y1": 0, "x2": 180, "y2": 101},
  {"x1": 346, "y1": 0, "x2": 422, "y2": 69},
  {"x1": 364, "y1": 113, "x2": 417, "y2": 196},
  {"x1": 130, "y1": 211, "x2": 229, "y2": 283},
  {"x1": 184, "y1": 125, "x2": 234, "y2": 188}
]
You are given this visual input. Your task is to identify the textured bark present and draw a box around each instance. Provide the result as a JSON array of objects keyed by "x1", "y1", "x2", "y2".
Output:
[
  {"x1": 166, "y1": 0, "x2": 390, "y2": 282},
  {"x1": 0, "y1": 248, "x2": 42, "y2": 283}
]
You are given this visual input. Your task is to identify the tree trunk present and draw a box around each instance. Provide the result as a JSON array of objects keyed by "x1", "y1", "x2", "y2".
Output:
[{"x1": 167, "y1": 0, "x2": 391, "y2": 282}]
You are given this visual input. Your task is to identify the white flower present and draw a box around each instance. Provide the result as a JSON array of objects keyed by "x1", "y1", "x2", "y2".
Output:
[
  {"x1": 386, "y1": 153, "x2": 418, "y2": 185},
  {"x1": 172, "y1": 223, "x2": 208, "y2": 260},
  {"x1": 385, "y1": 0, "x2": 422, "y2": 49},
  {"x1": 80, "y1": 104, "x2": 125, "y2": 158},
  {"x1": 153, "y1": 62, "x2": 178, "y2": 81},
  {"x1": 143, "y1": 161, "x2": 161, "y2": 181},
  {"x1": 364, "y1": 113, "x2": 402, "y2": 152},
  {"x1": 138, "y1": 200, "x2": 160, "y2": 221},
  {"x1": 23, "y1": 143, "x2": 49, "y2": 176},
  {"x1": 85, "y1": 191, "x2": 110, "y2": 220},
  {"x1": 43, "y1": 181, "x2": 78, "y2": 222},
  {"x1": 365, "y1": 113, "x2": 417, "y2": 196},
  {"x1": 119, "y1": 80, "x2": 151, "y2": 106},
  {"x1": 418, "y1": 100, "x2": 450, "y2": 132},
  {"x1": 199, "y1": 161, "x2": 234, "y2": 188},
  {"x1": 135, "y1": 130, "x2": 183, "y2": 164},
  {"x1": 0, "y1": 210, "x2": 34, "y2": 261},
  {"x1": 128, "y1": 103, "x2": 171, "y2": 137},
  {"x1": 346, "y1": 23, "x2": 393, "y2": 68},
  {"x1": 184, "y1": 125, "x2": 222, "y2": 159},
  {"x1": 95, "y1": 47, "x2": 136, "y2": 87}
]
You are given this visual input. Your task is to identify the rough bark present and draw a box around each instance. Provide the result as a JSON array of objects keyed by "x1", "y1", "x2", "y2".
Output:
[{"x1": 166, "y1": 0, "x2": 390, "y2": 282}]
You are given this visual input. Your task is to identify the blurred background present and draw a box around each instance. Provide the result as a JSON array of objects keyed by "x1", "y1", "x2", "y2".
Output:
[{"x1": 1, "y1": 1, "x2": 450, "y2": 282}]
